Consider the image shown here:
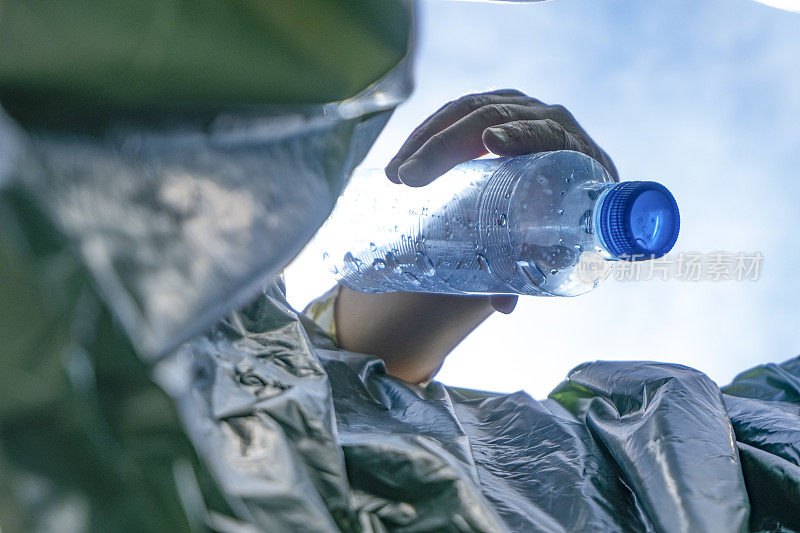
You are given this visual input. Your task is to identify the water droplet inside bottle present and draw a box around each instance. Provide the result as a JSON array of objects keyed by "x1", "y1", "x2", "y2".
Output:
[
  {"x1": 322, "y1": 252, "x2": 329, "y2": 260},
  {"x1": 344, "y1": 252, "x2": 363, "y2": 273},
  {"x1": 403, "y1": 271, "x2": 420, "y2": 285},
  {"x1": 372, "y1": 258, "x2": 386, "y2": 271},
  {"x1": 497, "y1": 214, "x2": 507, "y2": 227},
  {"x1": 369, "y1": 242, "x2": 377, "y2": 252},
  {"x1": 476, "y1": 254, "x2": 489, "y2": 271},
  {"x1": 558, "y1": 238, "x2": 565, "y2": 245},
  {"x1": 557, "y1": 209, "x2": 564, "y2": 215},
  {"x1": 550, "y1": 268, "x2": 558, "y2": 275},
  {"x1": 416, "y1": 252, "x2": 436, "y2": 276},
  {"x1": 519, "y1": 260, "x2": 547, "y2": 287}
]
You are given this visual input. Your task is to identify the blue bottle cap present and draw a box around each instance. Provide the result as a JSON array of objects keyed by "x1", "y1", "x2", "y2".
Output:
[{"x1": 599, "y1": 181, "x2": 680, "y2": 261}]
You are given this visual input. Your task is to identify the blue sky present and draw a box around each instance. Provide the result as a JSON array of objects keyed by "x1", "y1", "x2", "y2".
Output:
[{"x1": 286, "y1": 0, "x2": 800, "y2": 397}]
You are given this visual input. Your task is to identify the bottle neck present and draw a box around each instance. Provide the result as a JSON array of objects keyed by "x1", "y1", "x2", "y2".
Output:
[{"x1": 591, "y1": 184, "x2": 620, "y2": 260}]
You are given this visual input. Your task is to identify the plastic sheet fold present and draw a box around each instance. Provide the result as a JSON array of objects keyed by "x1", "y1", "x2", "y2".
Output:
[
  {"x1": 164, "y1": 280, "x2": 800, "y2": 531},
  {"x1": 0, "y1": 0, "x2": 413, "y2": 360},
  {"x1": 2, "y1": 1, "x2": 798, "y2": 530},
  {"x1": 0, "y1": 2, "x2": 414, "y2": 529}
]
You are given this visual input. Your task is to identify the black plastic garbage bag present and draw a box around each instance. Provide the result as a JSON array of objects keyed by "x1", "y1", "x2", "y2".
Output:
[
  {"x1": 2, "y1": 1, "x2": 799, "y2": 531},
  {"x1": 0, "y1": 1, "x2": 413, "y2": 530},
  {"x1": 721, "y1": 359, "x2": 800, "y2": 532},
  {"x1": 0, "y1": 0, "x2": 413, "y2": 360},
  {"x1": 156, "y1": 280, "x2": 799, "y2": 532}
]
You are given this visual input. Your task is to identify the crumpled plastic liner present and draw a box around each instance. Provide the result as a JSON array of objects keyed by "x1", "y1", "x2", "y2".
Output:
[
  {"x1": 0, "y1": 99, "x2": 404, "y2": 361},
  {"x1": 162, "y1": 279, "x2": 800, "y2": 532},
  {"x1": 0, "y1": 6, "x2": 415, "y2": 525},
  {"x1": 0, "y1": 11, "x2": 413, "y2": 361},
  {"x1": 3, "y1": 1, "x2": 798, "y2": 528}
]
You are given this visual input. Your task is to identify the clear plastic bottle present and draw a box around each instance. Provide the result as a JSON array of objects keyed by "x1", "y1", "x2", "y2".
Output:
[{"x1": 324, "y1": 150, "x2": 680, "y2": 296}]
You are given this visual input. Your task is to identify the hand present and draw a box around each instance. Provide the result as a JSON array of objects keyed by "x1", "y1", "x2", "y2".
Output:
[
  {"x1": 385, "y1": 89, "x2": 618, "y2": 314},
  {"x1": 386, "y1": 89, "x2": 618, "y2": 185},
  {"x1": 336, "y1": 92, "x2": 619, "y2": 383}
]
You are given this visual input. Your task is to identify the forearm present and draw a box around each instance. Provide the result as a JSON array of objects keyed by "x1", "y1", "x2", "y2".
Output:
[{"x1": 334, "y1": 287, "x2": 494, "y2": 384}]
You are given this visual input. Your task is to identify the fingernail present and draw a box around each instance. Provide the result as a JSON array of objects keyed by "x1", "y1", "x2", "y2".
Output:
[
  {"x1": 384, "y1": 165, "x2": 401, "y2": 184},
  {"x1": 485, "y1": 127, "x2": 510, "y2": 144},
  {"x1": 398, "y1": 158, "x2": 426, "y2": 186}
]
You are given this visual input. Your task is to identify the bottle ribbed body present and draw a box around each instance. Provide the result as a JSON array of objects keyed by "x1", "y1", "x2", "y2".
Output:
[{"x1": 326, "y1": 151, "x2": 618, "y2": 296}]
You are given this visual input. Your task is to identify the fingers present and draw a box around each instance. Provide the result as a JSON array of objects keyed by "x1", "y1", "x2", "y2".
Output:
[
  {"x1": 489, "y1": 295, "x2": 518, "y2": 314},
  {"x1": 596, "y1": 148, "x2": 620, "y2": 182},
  {"x1": 387, "y1": 90, "x2": 619, "y2": 186},
  {"x1": 385, "y1": 90, "x2": 535, "y2": 183},
  {"x1": 482, "y1": 118, "x2": 584, "y2": 156},
  {"x1": 398, "y1": 104, "x2": 554, "y2": 186},
  {"x1": 483, "y1": 119, "x2": 620, "y2": 181}
]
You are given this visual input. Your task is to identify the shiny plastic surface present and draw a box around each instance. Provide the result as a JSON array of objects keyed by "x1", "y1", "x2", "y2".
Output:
[
  {"x1": 161, "y1": 279, "x2": 800, "y2": 532},
  {"x1": 0, "y1": 30, "x2": 413, "y2": 360},
  {"x1": 0, "y1": 2, "x2": 414, "y2": 529},
  {"x1": 327, "y1": 151, "x2": 622, "y2": 298}
]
